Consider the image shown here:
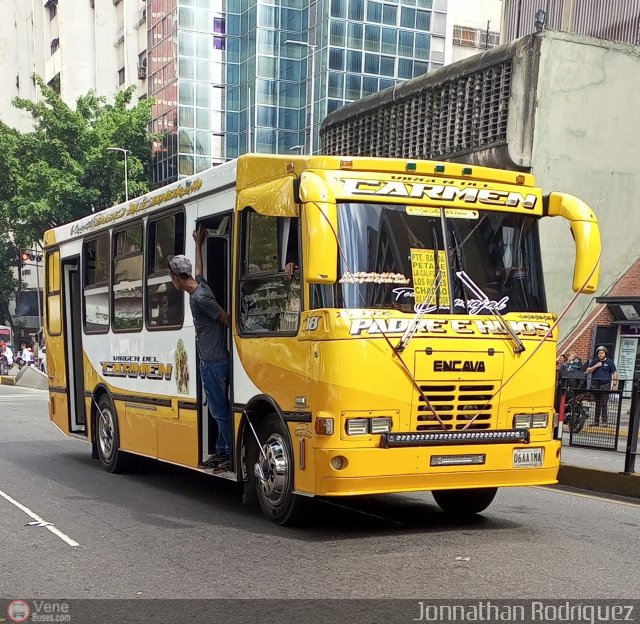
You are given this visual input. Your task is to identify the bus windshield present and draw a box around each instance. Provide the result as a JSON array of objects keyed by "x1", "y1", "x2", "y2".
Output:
[{"x1": 335, "y1": 202, "x2": 546, "y2": 315}]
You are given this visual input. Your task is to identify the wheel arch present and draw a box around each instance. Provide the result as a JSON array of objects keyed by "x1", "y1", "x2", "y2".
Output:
[
  {"x1": 89, "y1": 384, "x2": 114, "y2": 444},
  {"x1": 236, "y1": 394, "x2": 289, "y2": 481}
]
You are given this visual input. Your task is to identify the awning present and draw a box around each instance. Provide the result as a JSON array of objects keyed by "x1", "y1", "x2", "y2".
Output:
[{"x1": 596, "y1": 296, "x2": 640, "y2": 323}]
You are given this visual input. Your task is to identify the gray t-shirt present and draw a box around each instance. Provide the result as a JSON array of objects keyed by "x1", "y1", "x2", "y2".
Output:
[{"x1": 189, "y1": 275, "x2": 228, "y2": 363}]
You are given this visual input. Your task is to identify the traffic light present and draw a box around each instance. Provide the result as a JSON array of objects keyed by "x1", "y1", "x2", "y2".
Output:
[{"x1": 18, "y1": 250, "x2": 43, "y2": 264}]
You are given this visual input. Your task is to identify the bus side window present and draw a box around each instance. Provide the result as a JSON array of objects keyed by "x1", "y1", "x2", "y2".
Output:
[
  {"x1": 112, "y1": 223, "x2": 144, "y2": 332},
  {"x1": 83, "y1": 234, "x2": 110, "y2": 334},
  {"x1": 146, "y1": 211, "x2": 185, "y2": 329},
  {"x1": 46, "y1": 250, "x2": 62, "y2": 336},
  {"x1": 238, "y1": 210, "x2": 301, "y2": 335}
]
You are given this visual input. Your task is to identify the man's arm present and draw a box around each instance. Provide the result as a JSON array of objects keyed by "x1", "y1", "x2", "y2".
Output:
[
  {"x1": 585, "y1": 360, "x2": 600, "y2": 374},
  {"x1": 193, "y1": 225, "x2": 206, "y2": 277}
]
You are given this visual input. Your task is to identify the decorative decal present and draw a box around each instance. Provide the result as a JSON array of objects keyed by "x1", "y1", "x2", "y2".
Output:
[
  {"x1": 339, "y1": 271, "x2": 410, "y2": 284},
  {"x1": 348, "y1": 318, "x2": 552, "y2": 337},
  {"x1": 100, "y1": 355, "x2": 173, "y2": 380},
  {"x1": 175, "y1": 339, "x2": 189, "y2": 394},
  {"x1": 340, "y1": 178, "x2": 537, "y2": 209}
]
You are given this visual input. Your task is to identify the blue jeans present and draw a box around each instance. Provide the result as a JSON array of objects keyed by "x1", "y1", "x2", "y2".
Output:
[{"x1": 200, "y1": 359, "x2": 231, "y2": 455}]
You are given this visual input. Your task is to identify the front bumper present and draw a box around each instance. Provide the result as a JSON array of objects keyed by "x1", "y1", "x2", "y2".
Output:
[{"x1": 312, "y1": 439, "x2": 561, "y2": 496}]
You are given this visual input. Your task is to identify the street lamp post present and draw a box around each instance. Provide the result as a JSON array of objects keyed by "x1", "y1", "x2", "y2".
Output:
[
  {"x1": 284, "y1": 40, "x2": 317, "y2": 155},
  {"x1": 106, "y1": 147, "x2": 129, "y2": 202}
]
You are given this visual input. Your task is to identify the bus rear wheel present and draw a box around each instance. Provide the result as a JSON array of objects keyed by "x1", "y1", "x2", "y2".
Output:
[
  {"x1": 432, "y1": 487, "x2": 497, "y2": 516},
  {"x1": 95, "y1": 395, "x2": 136, "y2": 474},
  {"x1": 253, "y1": 415, "x2": 307, "y2": 525}
]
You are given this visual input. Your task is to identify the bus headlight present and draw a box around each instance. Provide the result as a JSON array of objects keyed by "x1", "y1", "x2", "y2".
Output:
[
  {"x1": 346, "y1": 418, "x2": 369, "y2": 435},
  {"x1": 370, "y1": 417, "x2": 393, "y2": 433},
  {"x1": 513, "y1": 414, "x2": 549, "y2": 429}
]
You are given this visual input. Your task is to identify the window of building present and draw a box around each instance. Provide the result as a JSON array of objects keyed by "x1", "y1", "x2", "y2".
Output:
[
  {"x1": 238, "y1": 210, "x2": 301, "y2": 335},
  {"x1": 146, "y1": 212, "x2": 185, "y2": 329},
  {"x1": 83, "y1": 235, "x2": 110, "y2": 334},
  {"x1": 113, "y1": 224, "x2": 143, "y2": 332},
  {"x1": 452, "y1": 25, "x2": 478, "y2": 47},
  {"x1": 330, "y1": 0, "x2": 347, "y2": 18},
  {"x1": 118, "y1": 67, "x2": 125, "y2": 86},
  {"x1": 50, "y1": 38, "x2": 60, "y2": 55},
  {"x1": 367, "y1": 1, "x2": 382, "y2": 23},
  {"x1": 382, "y1": 4, "x2": 397, "y2": 25}
]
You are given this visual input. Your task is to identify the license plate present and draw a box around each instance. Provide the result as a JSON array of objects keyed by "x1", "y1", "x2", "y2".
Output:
[{"x1": 512, "y1": 447, "x2": 544, "y2": 468}]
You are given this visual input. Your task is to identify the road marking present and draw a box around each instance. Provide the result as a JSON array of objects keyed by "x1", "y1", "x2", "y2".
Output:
[
  {"x1": 0, "y1": 488, "x2": 80, "y2": 547},
  {"x1": 0, "y1": 395, "x2": 49, "y2": 400},
  {"x1": 536, "y1": 485, "x2": 640, "y2": 508}
]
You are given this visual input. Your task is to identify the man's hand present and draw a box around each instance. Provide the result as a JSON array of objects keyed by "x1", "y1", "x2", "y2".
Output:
[
  {"x1": 285, "y1": 262, "x2": 297, "y2": 280},
  {"x1": 193, "y1": 224, "x2": 207, "y2": 247}
]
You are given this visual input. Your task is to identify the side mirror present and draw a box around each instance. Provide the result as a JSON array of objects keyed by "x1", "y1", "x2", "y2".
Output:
[
  {"x1": 299, "y1": 172, "x2": 338, "y2": 284},
  {"x1": 545, "y1": 192, "x2": 601, "y2": 294}
]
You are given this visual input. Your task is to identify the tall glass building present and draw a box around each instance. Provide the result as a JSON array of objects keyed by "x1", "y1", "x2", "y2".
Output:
[{"x1": 150, "y1": 0, "x2": 448, "y2": 185}]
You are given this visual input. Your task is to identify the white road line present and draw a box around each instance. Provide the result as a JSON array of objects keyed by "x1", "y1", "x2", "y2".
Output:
[
  {"x1": 0, "y1": 488, "x2": 80, "y2": 547},
  {"x1": 0, "y1": 395, "x2": 49, "y2": 400},
  {"x1": 536, "y1": 485, "x2": 640, "y2": 508}
]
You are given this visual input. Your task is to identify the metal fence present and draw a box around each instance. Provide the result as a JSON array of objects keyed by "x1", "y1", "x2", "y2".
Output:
[{"x1": 562, "y1": 382, "x2": 624, "y2": 450}]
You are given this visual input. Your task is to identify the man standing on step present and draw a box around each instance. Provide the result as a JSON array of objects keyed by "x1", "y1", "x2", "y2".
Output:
[{"x1": 169, "y1": 225, "x2": 231, "y2": 471}]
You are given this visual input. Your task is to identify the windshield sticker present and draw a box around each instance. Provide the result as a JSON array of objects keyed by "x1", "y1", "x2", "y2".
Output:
[
  {"x1": 340, "y1": 179, "x2": 537, "y2": 210},
  {"x1": 392, "y1": 288, "x2": 510, "y2": 315},
  {"x1": 349, "y1": 318, "x2": 552, "y2": 337},
  {"x1": 407, "y1": 207, "x2": 479, "y2": 220},
  {"x1": 410, "y1": 249, "x2": 450, "y2": 306},
  {"x1": 339, "y1": 271, "x2": 410, "y2": 284}
]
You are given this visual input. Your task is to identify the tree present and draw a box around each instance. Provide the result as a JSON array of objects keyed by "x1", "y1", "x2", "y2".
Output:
[{"x1": 0, "y1": 77, "x2": 154, "y2": 329}]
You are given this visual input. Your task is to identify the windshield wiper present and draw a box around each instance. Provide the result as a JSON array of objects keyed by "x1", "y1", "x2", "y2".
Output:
[
  {"x1": 455, "y1": 271, "x2": 525, "y2": 353},
  {"x1": 395, "y1": 271, "x2": 442, "y2": 354}
]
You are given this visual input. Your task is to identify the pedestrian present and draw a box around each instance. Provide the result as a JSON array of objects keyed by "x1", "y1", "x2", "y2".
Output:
[
  {"x1": 585, "y1": 346, "x2": 618, "y2": 427},
  {"x1": 169, "y1": 225, "x2": 231, "y2": 471}
]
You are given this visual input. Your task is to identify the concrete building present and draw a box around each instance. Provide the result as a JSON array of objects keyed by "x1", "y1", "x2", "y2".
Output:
[{"x1": 0, "y1": 0, "x2": 148, "y2": 131}]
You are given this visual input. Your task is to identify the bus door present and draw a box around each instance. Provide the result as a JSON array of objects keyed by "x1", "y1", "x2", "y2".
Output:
[
  {"x1": 62, "y1": 258, "x2": 86, "y2": 433},
  {"x1": 200, "y1": 215, "x2": 231, "y2": 463}
]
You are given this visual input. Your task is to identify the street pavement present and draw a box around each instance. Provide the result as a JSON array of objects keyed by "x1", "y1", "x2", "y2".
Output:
[{"x1": 1, "y1": 385, "x2": 640, "y2": 599}]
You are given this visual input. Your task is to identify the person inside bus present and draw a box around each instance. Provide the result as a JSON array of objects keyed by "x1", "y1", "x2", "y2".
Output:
[
  {"x1": 169, "y1": 226, "x2": 231, "y2": 471},
  {"x1": 585, "y1": 345, "x2": 618, "y2": 427}
]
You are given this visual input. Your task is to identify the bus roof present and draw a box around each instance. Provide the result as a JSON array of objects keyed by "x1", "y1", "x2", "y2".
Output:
[{"x1": 44, "y1": 154, "x2": 537, "y2": 247}]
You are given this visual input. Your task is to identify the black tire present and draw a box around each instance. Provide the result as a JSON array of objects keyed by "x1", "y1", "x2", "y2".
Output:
[
  {"x1": 432, "y1": 487, "x2": 498, "y2": 516},
  {"x1": 253, "y1": 414, "x2": 307, "y2": 525},
  {"x1": 95, "y1": 395, "x2": 137, "y2": 473},
  {"x1": 572, "y1": 406, "x2": 589, "y2": 434}
]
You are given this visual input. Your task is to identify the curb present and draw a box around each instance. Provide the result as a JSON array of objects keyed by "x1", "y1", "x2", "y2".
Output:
[{"x1": 558, "y1": 464, "x2": 640, "y2": 499}]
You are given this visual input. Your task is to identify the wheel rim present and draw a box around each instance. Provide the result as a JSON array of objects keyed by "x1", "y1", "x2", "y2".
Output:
[
  {"x1": 98, "y1": 404, "x2": 115, "y2": 461},
  {"x1": 257, "y1": 433, "x2": 290, "y2": 505}
]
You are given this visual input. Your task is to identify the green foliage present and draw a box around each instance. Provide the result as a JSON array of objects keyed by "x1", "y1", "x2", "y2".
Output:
[{"x1": 0, "y1": 76, "x2": 154, "y2": 327}]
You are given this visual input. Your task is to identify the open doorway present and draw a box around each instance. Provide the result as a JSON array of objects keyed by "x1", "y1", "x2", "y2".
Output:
[
  {"x1": 196, "y1": 214, "x2": 232, "y2": 468},
  {"x1": 62, "y1": 258, "x2": 86, "y2": 433}
]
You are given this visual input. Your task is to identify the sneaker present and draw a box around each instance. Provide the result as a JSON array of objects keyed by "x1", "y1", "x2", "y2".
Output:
[
  {"x1": 203, "y1": 453, "x2": 229, "y2": 468},
  {"x1": 211, "y1": 459, "x2": 231, "y2": 473}
]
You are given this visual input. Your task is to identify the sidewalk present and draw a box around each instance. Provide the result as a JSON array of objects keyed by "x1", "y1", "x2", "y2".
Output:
[{"x1": 558, "y1": 436, "x2": 640, "y2": 499}]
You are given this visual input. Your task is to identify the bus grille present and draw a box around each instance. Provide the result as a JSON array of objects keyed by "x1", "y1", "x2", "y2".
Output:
[{"x1": 414, "y1": 383, "x2": 497, "y2": 431}]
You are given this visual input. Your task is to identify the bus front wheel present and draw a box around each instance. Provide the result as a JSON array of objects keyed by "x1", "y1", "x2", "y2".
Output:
[
  {"x1": 253, "y1": 415, "x2": 307, "y2": 525},
  {"x1": 432, "y1": 487, "x2": 498, "y2": 516},
  {"x1": 95, "y1": 395, "x2": 136, "y2": 474}
]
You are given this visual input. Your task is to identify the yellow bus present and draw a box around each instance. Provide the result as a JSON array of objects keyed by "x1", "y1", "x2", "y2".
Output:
[{"x1": 44, "y1": 154, "x2": 600, "y2": 524}]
